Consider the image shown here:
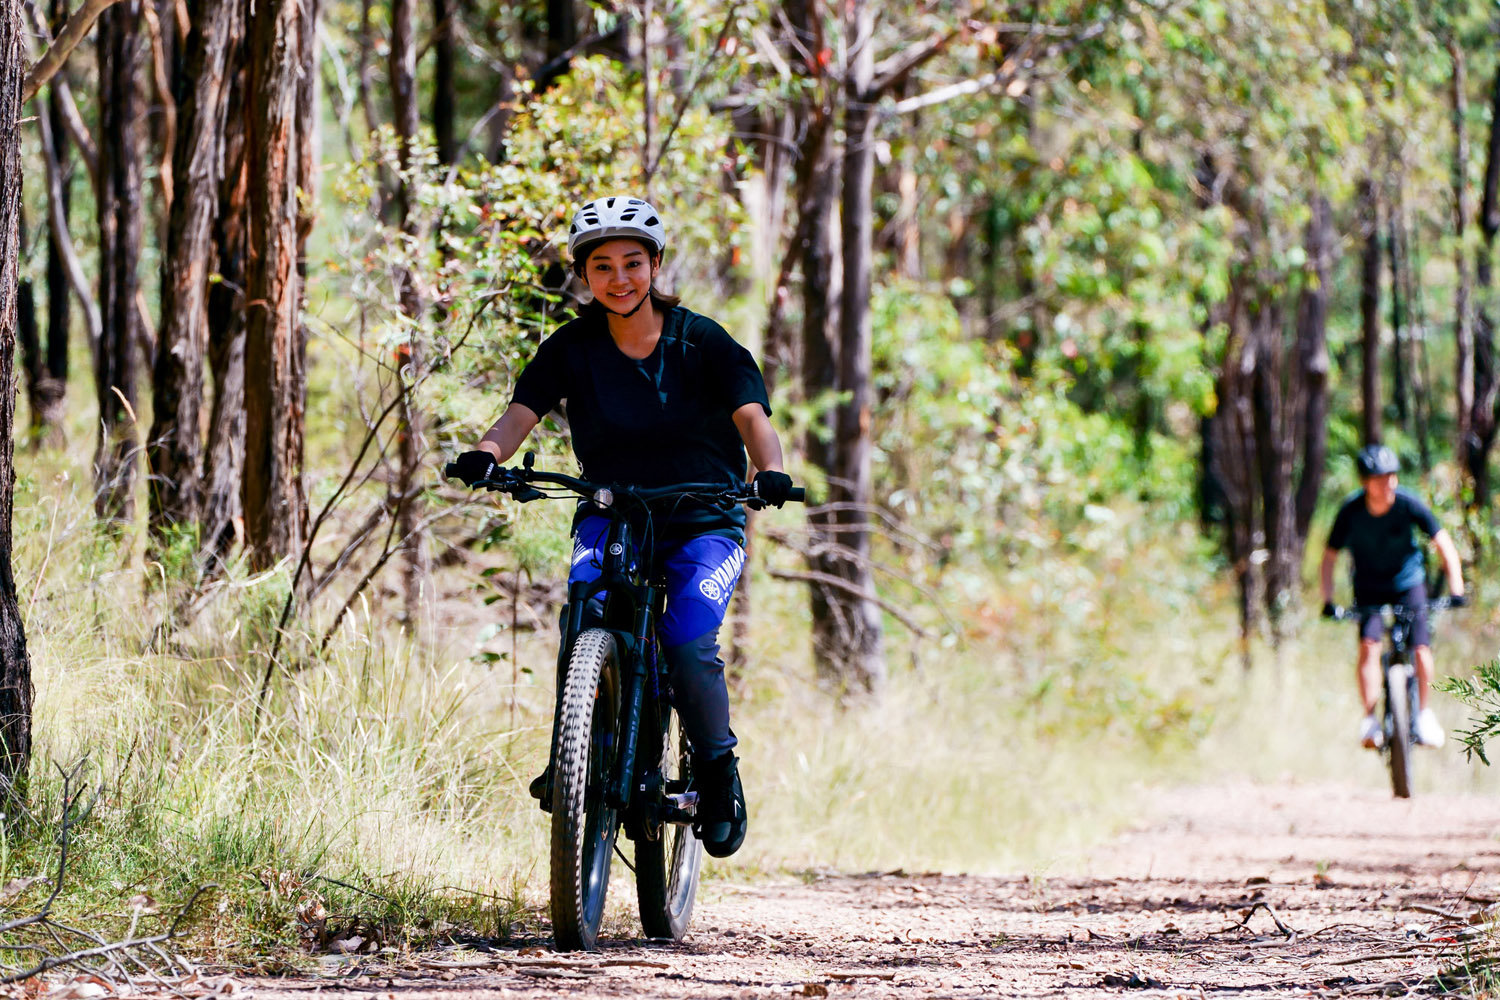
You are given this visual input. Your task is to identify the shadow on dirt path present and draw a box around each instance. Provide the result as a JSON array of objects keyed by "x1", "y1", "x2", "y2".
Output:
[{"x1": 246, "y1": 782, "x2": 1500, "y2": 998}]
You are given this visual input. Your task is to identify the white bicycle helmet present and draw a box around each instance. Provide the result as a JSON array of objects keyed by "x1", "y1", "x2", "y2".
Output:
[{"x1": 567, "y1": 195, "x2": 667, "y2": 265}]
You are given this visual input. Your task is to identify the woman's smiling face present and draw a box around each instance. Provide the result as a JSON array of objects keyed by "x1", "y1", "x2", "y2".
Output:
[{"x1": 584, "y1": 238, "x2": 657, "y2": 315}]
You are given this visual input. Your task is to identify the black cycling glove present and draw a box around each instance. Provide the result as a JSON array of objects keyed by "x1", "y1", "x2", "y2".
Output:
[
  {"x1": 452, "y1": 450, "x2": 498, "y2": 487},
  {"x1": 752, "y1": 470, "x2": 794, "y2": 508},
  {"x1": 1321, "y1": 602, "x2": 1338, "y2": 620},
  {"x1": 1450, "y1": 593, "x2": 1469, "y2": 608}
]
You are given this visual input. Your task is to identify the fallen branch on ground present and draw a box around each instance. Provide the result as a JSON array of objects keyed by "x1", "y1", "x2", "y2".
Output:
[{"x1": 0, "y1": 761, "x2": 217, "y2": 988}]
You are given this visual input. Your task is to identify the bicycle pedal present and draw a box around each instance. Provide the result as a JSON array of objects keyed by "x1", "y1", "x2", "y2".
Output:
[{"x1": 666, "y1": 791, "x2": 698, "y2": 815}]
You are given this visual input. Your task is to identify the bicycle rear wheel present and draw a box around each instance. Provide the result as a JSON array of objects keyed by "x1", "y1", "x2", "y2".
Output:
[
  {"x1": 1385, "y1": 661, "x2": 1414, "y2": 799},
  {"x1": 550, "y1": 628, "x2": 622, "y2": 951},
  {"x1": 635, "y1": 703, "x2": 703, "y2": 940}
]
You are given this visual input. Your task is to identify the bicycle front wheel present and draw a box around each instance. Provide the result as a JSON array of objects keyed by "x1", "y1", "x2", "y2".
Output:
[
  {"x1": 550, "y1": 628, "x2": 622, "y2": 951},
  {"x1": 1385, "y1": 661, "x2": 1414, "y2": 799},
  {"x1": 635, "y1": 702, "x2": 704, "y2": 940}
]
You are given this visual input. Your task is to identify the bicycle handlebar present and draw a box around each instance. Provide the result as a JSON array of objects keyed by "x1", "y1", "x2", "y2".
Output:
[
  {"x1": 443, "y1": 453, "x2": 806, "y2": 508},
  {"x1": 1327, "y1": 596, "x2": 1465, "y2": 621}
]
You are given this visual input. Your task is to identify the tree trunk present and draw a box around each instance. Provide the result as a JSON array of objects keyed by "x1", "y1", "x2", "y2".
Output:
[
  {"x1": 149, "y1": 0, "x2": 240, "y2": 545},
  {"x1": 827, "y1": 0, "x2": 885, "y2": 694},
  {"x1": 1470, "y1": 59, "x2": 1500, "y2": 510},
  {"x1": 389, "y1": 0, "x2": 427, "y2": 622},
  {"x1": 95, "y1": 0, "x2": 143, "y2": 525},
  {"x1": 1395, "y1": 188, "x2": 1433, "y2": 472},
  {"x1": 546, "y1": 0, "x2": 574, "y2": 61},
  {"x1": 795, "y1": 111, "x2": 846, "y2": 683},
  {"x1": 0, "y1": 0, "x2": 35, "y2": 800},
  {"x1": 1358, "y1": 177, "x2": 1382, "y2": 446},
  {"x1": 432, "y1": 0, "x2": 455, "y2": 165},
  {"x1": 1388, "y1": 213, "x2": 1409, "y2": 430},
  {"x1": 16, "y1": 211, "x2": 37, "y2": 435},
  {"x1": 1251, "y1": 295, "x2": 1294, "y2": 637},
  {"x1": 201, "y1": 49, "x2": 247, "y2": 568},
  {"x1": 1210, "y1": 279, "x2": 1262, "y2": 671},
  {"x1": 36, "y1": 49, "x2": 68, "y2": 442},
  {"x1": 1452, "y1": 39, "x2": 1476, "y2": 488},
  {"x1": 243, "y1": 0, "x2": 309, "y2": 569},
  {"x1": 1294, "y1": 194, "x2": 1331, "y2": 540}
]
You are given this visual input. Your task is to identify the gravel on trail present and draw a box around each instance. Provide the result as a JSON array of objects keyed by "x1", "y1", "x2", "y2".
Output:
[{"x1": 244, "y1": 781, "x2": 1500, "y2": 999}]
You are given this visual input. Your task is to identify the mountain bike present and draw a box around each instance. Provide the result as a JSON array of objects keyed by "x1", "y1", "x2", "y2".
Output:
[
  {"x1": 446, "y1": 452, "x2": 803, "y2": 950},
  {"x1": 1328, "y1": 597, "x2": 1459, "y2": 799}
]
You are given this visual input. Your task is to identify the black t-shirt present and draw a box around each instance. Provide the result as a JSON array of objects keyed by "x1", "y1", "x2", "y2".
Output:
[
  {"x1": 1326, "y1": 487, "x2": 1441, "y2": 595},
  {"x1": 511, "y1": 304, "x2": 771, "y2": 539}
]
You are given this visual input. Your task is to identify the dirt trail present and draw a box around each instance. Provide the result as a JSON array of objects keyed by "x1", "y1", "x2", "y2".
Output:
[{"x1": 250, "y1": 782, "x2": 1500, "y2": 998}]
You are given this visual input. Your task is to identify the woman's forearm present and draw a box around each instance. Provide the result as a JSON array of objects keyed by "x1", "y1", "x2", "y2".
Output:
[{"x1": 479, "y1": 403, "x2": 541, "y2": 464}]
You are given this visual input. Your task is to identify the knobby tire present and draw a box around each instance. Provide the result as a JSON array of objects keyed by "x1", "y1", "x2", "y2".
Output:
[
  {"x1": 1386, "y1": 661, "x2": 1414, "y2": 800},
  {"x1": 550, "y1": 629, "x2": 621, "y2": 951},
  {"x1": 635, "y1": 702, "x2": 703, "y2": 940}
]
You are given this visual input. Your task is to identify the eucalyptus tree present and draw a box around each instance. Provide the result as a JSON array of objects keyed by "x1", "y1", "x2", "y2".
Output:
[
  {"x1": 148, "y1": 0, "x2": 244, "y2": 548},
  {"x1": 94, "y1": 0, "x2": 143, "y2": 524},
  {"x1": 0, "y1": 0, "x2": 34, "y2": 800},
  {"x1": 243, "y1": 0, "x2": 316, "y2": 570}
]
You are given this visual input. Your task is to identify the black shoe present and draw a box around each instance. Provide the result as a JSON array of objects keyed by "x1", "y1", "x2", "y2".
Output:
[
  {"x1": 529, "y1": 765, "x2": 553, "y2": 813},
  {"x1": 692, "y1": 754, "x2": 746, "y2": 858}
]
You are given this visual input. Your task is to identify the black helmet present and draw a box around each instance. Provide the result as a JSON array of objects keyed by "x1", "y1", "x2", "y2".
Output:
[{"x1": 1355, "y1": 444, "x2": 1400, "y2": 478}]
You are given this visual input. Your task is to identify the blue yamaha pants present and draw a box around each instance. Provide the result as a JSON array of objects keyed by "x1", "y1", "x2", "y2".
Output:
[{"x1": 567, "y1": 515, "x2": 744, "y2": 759}]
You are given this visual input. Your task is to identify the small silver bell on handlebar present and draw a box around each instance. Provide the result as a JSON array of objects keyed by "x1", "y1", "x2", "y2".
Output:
[{"x1": 593, "y1": 488, "x2": 614, "y2": 509}]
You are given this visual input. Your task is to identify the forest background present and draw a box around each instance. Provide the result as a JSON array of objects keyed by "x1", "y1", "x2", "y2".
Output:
[{"x1": 0, "y1": 0, "x2": 1498, "y2": 963}]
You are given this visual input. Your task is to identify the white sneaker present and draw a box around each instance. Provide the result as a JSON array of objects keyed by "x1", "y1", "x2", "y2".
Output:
[
  {"x1": 1359, "y1": 715, "x2": 1383, "y2": 749},
  {"x1": 1415, "y1": 708, "x2": 1446, "y2": 748}
]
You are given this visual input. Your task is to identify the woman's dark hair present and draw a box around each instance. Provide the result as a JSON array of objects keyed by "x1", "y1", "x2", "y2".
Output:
[{"x1": 574, "y1": 237, "x2": 680, "y2": 310}]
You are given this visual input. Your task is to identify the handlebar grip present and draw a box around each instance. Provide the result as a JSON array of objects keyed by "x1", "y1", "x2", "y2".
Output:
[{"x1": 789, "y1": 486, "x2": 806, "y2": 504}]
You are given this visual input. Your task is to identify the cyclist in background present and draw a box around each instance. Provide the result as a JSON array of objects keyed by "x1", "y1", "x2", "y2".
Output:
[
  {"x1": 1319, "y1": 444, "x2": 1466, "y2": 749},
  {"x1": 450, "y1": 195, "x2": 792, "y2": 859}
]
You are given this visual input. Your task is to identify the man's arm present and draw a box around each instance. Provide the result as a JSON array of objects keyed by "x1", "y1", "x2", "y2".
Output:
[
  {"x1": 1320, "y1": 547, "x2": 1339, "y2": 606},
  {"x1": 1432, "y1": 529, "x2": 1465, "y2": 598},
  {"x1": 477, "y1": 403, "x2": 541, "y2": 464},
  {"x1": 731, "y1": 402, "x2": 785, "y2": 476}
]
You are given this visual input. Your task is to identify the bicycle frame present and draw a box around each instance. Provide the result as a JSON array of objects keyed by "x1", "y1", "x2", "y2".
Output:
[
  {"x1": 552, "y1": 511, "x2": 669, "y2": 816},
  {"x1": 1332, "y1": 598, "x2": 1456, "y2": 799},
  {"x1": 1377, "y1": 612, "x2": 1419, "y2": 747}
]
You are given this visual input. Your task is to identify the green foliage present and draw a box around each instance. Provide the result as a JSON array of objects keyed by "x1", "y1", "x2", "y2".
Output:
[
  {"x1": 1439, "y1": 660, "x2": 1500, "y2": 765},
  {"x1": 322, "y1": 56, "x2": 743, "y2": 465}
]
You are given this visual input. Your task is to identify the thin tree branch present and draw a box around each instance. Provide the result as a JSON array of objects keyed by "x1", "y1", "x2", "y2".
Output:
[
  {"x1": 643, "y1": 0, "x2": 743, "y2": 185},
  {"x1": 33, "y1": 94, "x2": 101, "y2": 354},
  {"x1": 869, "y1": 7, "x2": 978, "y2": 98},
  {"x1": 20, "y1": 3, "x2": 98, "y2": 179},
  {"x1": 22, "y1": 0, "x2": 132, "y2": 104},
  {"x1": 767, "y1": 567, "x2": 931, "y2": 636},
  {"x1": 317, "y1": 495, "x2": 408, "y2": 652},
  {"x1": 139, "y1": 0, "x2": 175, "y2": 208},
  {"x1": 887, "y1": 16, "x2": 1107, "y2": 114},
  {"x1": 50, "y1": 76, "x2": 97, "y2": 181},
  {"x1": 0, "y1": 885, "x2": 217, "y2": 983},
  {"x1": 307, "y1": 499, "x2": 389, "y2": 601}
]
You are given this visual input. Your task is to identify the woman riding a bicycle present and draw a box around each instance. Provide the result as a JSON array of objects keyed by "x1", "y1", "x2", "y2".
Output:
[{"x1": 451, "y1": 195, "x2": 792, "y2": 859}]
